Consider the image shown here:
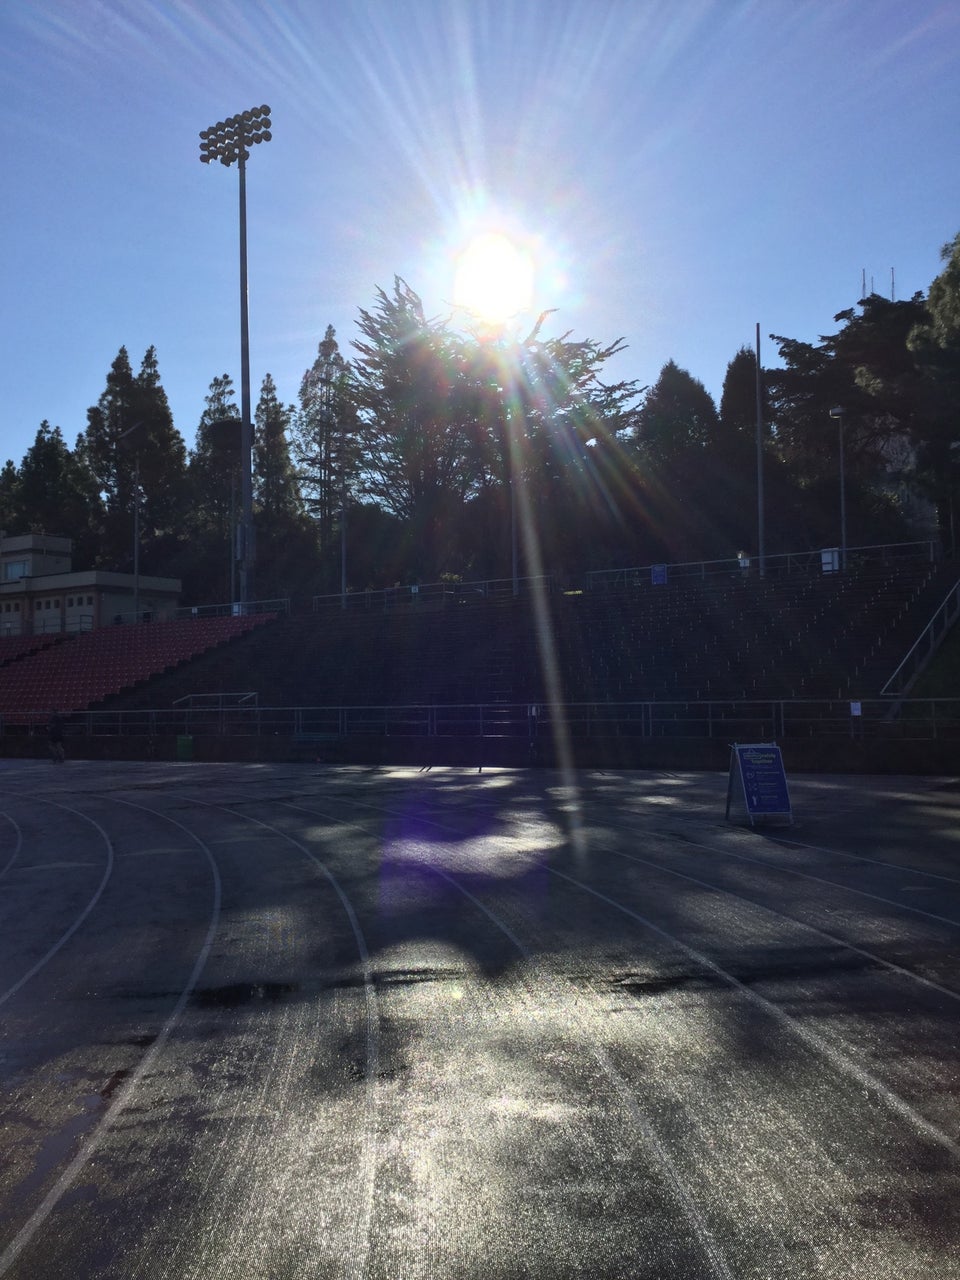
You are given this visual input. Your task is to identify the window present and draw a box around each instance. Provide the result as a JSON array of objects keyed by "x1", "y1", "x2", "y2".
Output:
[
  {"x1": 3, "y1": 561, "x2": 28, "y2": 581},
  {"x1": 34, "y1": 601, "x2": 41, "y2": 611},
  {"x1": 87, "y1": 595, "x2": 93, "y2": 606},
  {"x1": 44, "y1": 600, "x2": 51, "y2": 610},
  {"x1": 67, "y1": 597, "x2": 74, "y2": 607}
]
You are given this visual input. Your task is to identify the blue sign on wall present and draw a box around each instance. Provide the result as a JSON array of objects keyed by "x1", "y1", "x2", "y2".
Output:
[
  {"x1": 726, "y1": 743, "x2": 792, "y2": 825},
  {"x1": 651, "y1": 564, "x2": 667, "y2": 586}
]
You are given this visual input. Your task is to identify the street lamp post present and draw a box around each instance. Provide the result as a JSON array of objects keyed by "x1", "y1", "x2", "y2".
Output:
[
  {"x1": 199, "y1": 105, "x2": 272, "y2": 609},
  {"x1": 829, "y1": 406, "x2": 847, "y2": 571}
]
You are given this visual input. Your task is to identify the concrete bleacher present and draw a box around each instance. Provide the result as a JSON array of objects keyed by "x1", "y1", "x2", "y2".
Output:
[
  {"x1": 93, "y1": 558, "x2": 957, "y2": 721},
  {"x1": 0, "y1": 615, "x2": 274, "y2": 724}
]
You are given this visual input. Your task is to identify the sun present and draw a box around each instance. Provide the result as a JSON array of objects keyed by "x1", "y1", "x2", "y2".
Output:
[{"x1": 453, "y1": 230, "x2": 535, "y2": 325}]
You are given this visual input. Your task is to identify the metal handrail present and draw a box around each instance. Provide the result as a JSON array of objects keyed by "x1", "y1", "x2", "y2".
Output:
[
  {"x1": 312, "y1": 575, "x2": 554, "y2": 612},
  {"x1": 586, "y1": 540, "x2": 939, "y2": 589},
  {"x1": 175, "y1": 597, "x2": 288, "y2": 619},
  {"x1": 881, "y1": 577, "x2": 960, "y2": 696},
  {"x1": 51, "y1": 696, "x2": 960, "y2": 744}
]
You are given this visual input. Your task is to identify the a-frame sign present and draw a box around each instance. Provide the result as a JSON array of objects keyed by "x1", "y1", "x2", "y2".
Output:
[{"x1": 726, "y1": 742, "x2": 792, "y2": 826}]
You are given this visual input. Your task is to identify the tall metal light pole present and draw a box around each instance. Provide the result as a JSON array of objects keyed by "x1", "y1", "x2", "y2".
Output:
[
  {"x1": 829, "y1": 406, "x2": 847, "y2": 571},
  {"x1": 755, "y1": 323, "x2": 766, "y2": 577},
  {"x1": 199, "y1": 105, "x2": 272, "y2": 609}
]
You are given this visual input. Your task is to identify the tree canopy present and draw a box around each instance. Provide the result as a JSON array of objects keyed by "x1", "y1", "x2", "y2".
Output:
[{"x1": 6, "y1": 227, "x2": 960, "y2": 602}]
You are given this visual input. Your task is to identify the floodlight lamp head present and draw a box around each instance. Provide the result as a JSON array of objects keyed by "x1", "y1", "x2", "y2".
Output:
[{"x1": 829, "y1": 406, "x2": 844, "y2": 419}]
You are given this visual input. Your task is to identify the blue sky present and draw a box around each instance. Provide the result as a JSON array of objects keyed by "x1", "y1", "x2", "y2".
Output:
[{"x1": 2, "y1": 0, "x2": 959, "y2": 469}]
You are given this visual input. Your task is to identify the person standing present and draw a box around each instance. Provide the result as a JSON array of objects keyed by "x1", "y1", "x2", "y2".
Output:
[{"x1": 47, "y1": 710, "x2": 65, "y2": 764}]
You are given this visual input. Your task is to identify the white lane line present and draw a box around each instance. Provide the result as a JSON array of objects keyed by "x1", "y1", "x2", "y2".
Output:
[
  {"x1": 599, "y1": 770, "x2": 960, "y2": 888},
  {"x1": 594, "y1": 841, "x2": 960, "y2": 1005},
  {"x1": 0, "y1": 812, "x2": 23, "y2": 880},
  {"x1": 0, "y1": 797, "x2": 222, "y2": 1278},
  {"x1": 313, "y1": 784, "x2": 960, "y2": 930},
  {"x1": 332, "y1": 784, "x2": 960, "y2": 999},
  {"x1": 0, "y1": 800, "x2": 114, "y2": 1010},
  {"x1": 200, "y1": 799, "x2": 380, "y2": 1280},
  {"x1": 548, "y1": 866, "x2": 960, "y2": 1164},
  {"x1": 664, "y1": 829, "x2": 960, "y2": 930},
  {"x1": 762, "y1": 832, "x2": 960, "y2": 887},
  {"x1": 318, "y1": 789, "x2": 960, "y2": 1162},
  {"x1": 278, "y1": 798, "x2": 736, "y2": 1280}
]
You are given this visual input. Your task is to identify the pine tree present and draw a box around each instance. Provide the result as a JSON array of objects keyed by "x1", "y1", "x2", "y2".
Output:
[
  {"x1": 134, "y1": 346, "x2": 188, "y2": 552},
  {"x1": 254, "y1": 373, "x2": 302, "y2": 520},
  {"x1": 254, "y1": 374, "x2": 317, "y2": 598},
  {"x1": 294, "y1": 326, "x2": 359, "y2": 572},
  {"x1": 15, "y1": 423, "x2": 102, "y2": 561},
  {"x1": 183, "y1": 375, "x2": 242, "y2": 601},
  {"x1": 83, "y1": 346, "x2": 189, "y2": 571}
]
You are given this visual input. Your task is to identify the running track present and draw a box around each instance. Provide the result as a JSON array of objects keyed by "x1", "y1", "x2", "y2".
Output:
[{"x1": 1, "y1": 761, "x2": 958, "y2": 1279}]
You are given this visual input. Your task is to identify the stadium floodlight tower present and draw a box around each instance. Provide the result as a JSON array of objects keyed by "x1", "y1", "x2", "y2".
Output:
[{"x1": 199, "y1": 105, "x2": 272, "y2": 609}]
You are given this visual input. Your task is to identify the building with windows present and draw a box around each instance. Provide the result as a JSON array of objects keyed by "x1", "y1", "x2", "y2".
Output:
[{"x1": 0, "y1": 534, "x2": 181, "y2": 636}]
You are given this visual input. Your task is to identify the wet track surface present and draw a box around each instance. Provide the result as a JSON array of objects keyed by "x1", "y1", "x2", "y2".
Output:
[{"x1": 1, "y1": 760, "x2": 959, "y2": 1278}]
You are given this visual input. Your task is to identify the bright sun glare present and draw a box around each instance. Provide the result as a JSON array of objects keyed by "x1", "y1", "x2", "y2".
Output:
[{"x1": 453, "y1": 231, "x2": 535, "y2": 325}]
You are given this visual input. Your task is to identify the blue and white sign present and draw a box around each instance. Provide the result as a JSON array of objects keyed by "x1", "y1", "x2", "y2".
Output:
[{"x1": 726, "y1": 743, "x2": 792, "y2": 825}]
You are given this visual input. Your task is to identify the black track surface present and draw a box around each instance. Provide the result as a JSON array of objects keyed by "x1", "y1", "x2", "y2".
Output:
[{"x1": 1, "y1": 761, "x2": 959, "y2": 1279}]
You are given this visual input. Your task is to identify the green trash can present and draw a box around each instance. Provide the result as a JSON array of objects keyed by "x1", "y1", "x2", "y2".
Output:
[{"x1": 176, "y1": 734, "x2": 194, "y2": 762}]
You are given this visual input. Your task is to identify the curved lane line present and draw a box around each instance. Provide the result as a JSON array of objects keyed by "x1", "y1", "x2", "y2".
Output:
[
  {"x1": 325, "y1": 792, "x2": 960, "y2": 1163},
  {"x1": 548, "y1": 866, "x2": 960, "y2": 1163},
  {"x1": 630, "y1": 771, "x2": 960, "y2": 888},
  {"x1": 0, "y1": 812, "x2": 24, "y2": 880},
  {"x1": 595, "y1": 841, "x2": 960, "y2": 1006},
  {"x1": 279, "y1": 798, "x2": 736, "y2": 1280},
  {"x1": 199, "y1": 800, "x2": 380, "y2": 1280},
  {"x1": 666, "y1": 829, "x2": 960, "y2": 930},
  {"x1": 763, "y1": 832, "x2": 960, "y2": 887},
  {"x1": 343, "y1": 785, "x2": 960, "y2": 1001},
  {"x1": 0, "y1": 796, "x2": 222, "y2": 1278},
  {"x1": 0, "y1": 800, "x2": 114, "y2": 1010}
]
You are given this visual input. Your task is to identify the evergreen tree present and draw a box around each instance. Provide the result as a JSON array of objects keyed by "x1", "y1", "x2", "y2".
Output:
[
  {"x1": 0, "y1": 460, "x2": 18, "y2": 534},
  {"x1": 768, "y1": 296, "x2": 929, "y2": 547},
  {"x1": 254, "y1": 373, "x2": 317, "y2": 598},
  {"x1": 627, "y1": 363, "x2": 726, "y2": 560},
  {"x1": 15, "y1": 423, "x2": 102, "y2": 561},
  {"x1": 83, "y1": 346, "x2": 188, "y2": 571},
  {"x1": 294, "y1": 326, "x2": 359, "y2": 562},
  {"x1": 350, "y1": 281, "x2": 477, "y2": 580},
  {"x1": 84, "y1": 347, "x2": 138, "y2": 566},
  {"x1": 634, "y1": 361, "x2": 719, "y2": 465},
  {"x1": 184, "y1": 375, "x2": 241, "y2": 601},
  {"x1": 909, "y1": 232, "x2": 960, "y2": 547},
  {"x1": 134, "y1": 346, "x2": 188, "y2": 555},
  {"x1": 254, "y1": 373, "x2": 301, "y2": 519}
]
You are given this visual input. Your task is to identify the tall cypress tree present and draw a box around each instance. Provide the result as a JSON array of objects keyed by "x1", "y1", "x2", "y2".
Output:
[
  {"x1": 84, "y1": 347, "x2": 138, "y2": 566},
  {"x1": 134, "y1": 346, "x2": 188, "y2": 555},
  {"x1": 254, "y1": 373, "x2": 317, "y2": 597}
]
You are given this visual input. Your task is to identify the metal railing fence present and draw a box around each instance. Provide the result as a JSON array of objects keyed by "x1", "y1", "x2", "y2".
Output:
[
  {"x1": 46, "y1": 697, "x2": 960, "y2": 743},
  {"x1": 585, "y1": 541, "x2": 939, "y2": 590}
]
